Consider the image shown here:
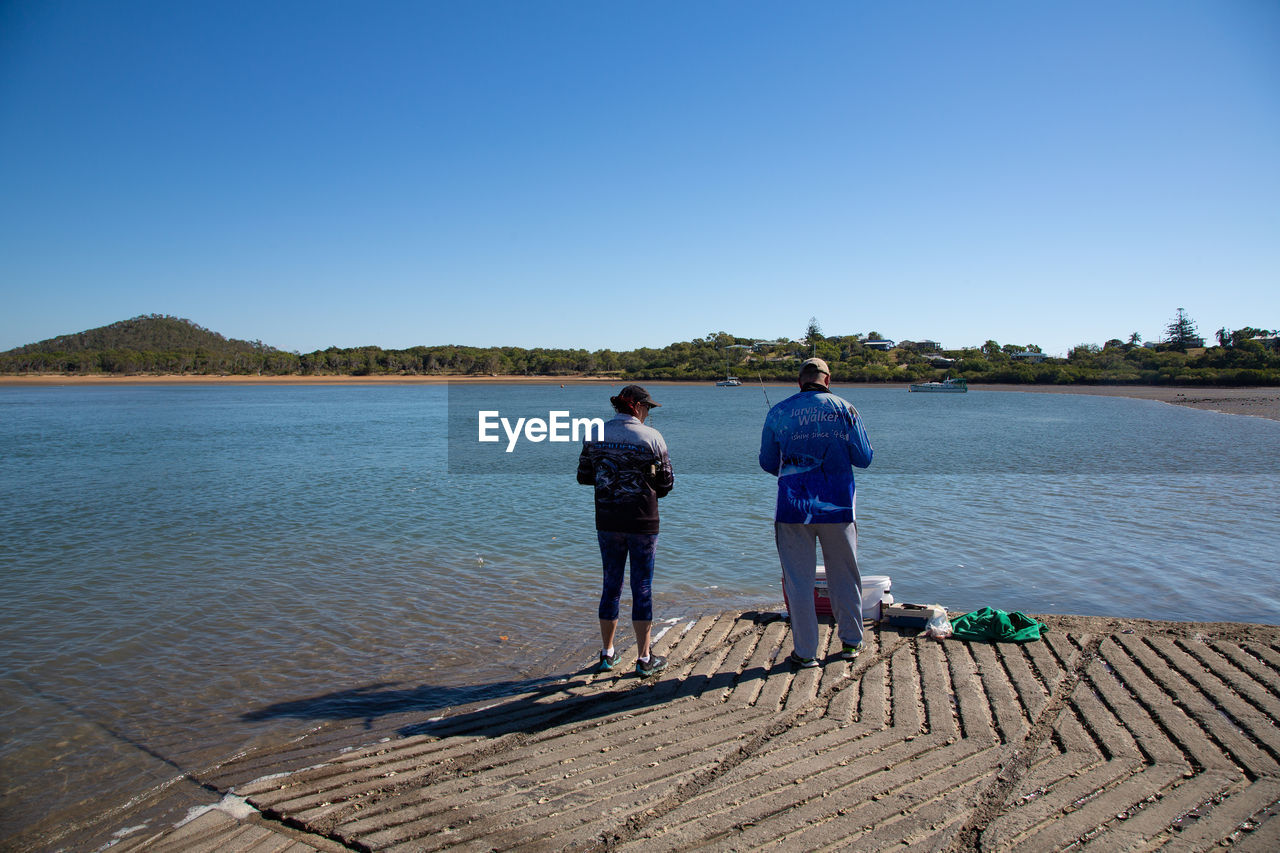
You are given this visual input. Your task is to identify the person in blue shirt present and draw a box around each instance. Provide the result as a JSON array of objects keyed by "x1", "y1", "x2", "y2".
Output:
[{"x1": 759, "y1": 358, "x2": 873, "y2": 667}]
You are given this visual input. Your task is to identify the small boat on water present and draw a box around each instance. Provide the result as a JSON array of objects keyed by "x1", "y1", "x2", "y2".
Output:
[
  {"x1": 908, "y1": 377, "x2": 967, "y2": 393},
  {"x1": 715, "y1": 376, "x2": 742, "y2": 387}
]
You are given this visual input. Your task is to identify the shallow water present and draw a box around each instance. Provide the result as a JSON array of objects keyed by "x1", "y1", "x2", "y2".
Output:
[{"x1": 1, "y1": 383, "x2": 1278, "y2": 846}]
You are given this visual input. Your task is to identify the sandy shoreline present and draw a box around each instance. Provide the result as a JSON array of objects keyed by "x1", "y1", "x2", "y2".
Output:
[
  {"x1": 968, "y1": 382, "x2": 1280, "y2": 421},
  {"x1": 3, "y1": 373, "x2": 1278, "y2": 421}
]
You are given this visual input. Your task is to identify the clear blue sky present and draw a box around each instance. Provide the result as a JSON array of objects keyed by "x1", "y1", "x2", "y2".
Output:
[{"x1": 2, "y1": 1, "x2": 1277, "y2": 357}]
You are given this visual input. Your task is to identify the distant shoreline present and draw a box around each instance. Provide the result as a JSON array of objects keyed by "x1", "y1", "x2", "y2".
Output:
[
  {"x1": 2, "y1": 373, "x2": 1278, "y2": 421},
  {"x1": 0, "y1": 373, "x2": 605, "y2": 386},
  {"x1": 967, "y1": 383, "x2": 1280, "y2": 422}
]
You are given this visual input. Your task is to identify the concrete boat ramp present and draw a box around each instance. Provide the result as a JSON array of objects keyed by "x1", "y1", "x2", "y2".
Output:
[{"x1": 112, "y1": 610, "x2": 1280, "y2": 851}]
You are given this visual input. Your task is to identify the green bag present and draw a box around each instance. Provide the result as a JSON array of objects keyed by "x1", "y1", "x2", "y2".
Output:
[{"x1": 950, "y1": 606, "x2": 1046, "y2": 643}]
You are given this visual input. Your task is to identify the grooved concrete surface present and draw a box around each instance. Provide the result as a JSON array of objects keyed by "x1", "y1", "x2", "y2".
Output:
[{"x1": 115, "y1": 612, "x2": 1280, "y2": 851}]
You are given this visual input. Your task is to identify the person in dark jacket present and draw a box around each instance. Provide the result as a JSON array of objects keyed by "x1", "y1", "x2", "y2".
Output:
[{"x1": 577, "y1": 384, "x2": 674, "y2": 676}]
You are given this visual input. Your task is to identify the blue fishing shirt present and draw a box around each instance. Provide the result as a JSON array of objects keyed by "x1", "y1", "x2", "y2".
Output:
[{"x1": 759, "y1": 389, "x2": 873, "y2": 524}]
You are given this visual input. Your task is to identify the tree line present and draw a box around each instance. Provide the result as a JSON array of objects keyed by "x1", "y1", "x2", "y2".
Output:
[{"x1": 3, "y1": 313, "x2": 1276, "y2": 386}]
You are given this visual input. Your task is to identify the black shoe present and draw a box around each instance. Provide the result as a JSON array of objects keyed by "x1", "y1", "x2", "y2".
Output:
[
  {"x1": 787, "y1": 651, "x2": 819, "y2": 669},
  {"x1": 598, "y1": 650, "x2": 620, "y2": 672},
  {"x1": 635, "y1": 654, "x2": 668, "y2": 677}
]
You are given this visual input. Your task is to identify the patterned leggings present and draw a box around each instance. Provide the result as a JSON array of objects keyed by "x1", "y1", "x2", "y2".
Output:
[{"x1": 596, "y1": 531, "x2": 657, "y2": 621}]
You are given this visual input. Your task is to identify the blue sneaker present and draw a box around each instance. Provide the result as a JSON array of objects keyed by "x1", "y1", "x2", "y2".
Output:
[
  {"x1": 635, "y1": 654, "x2": 668, "y2": 677},
  {"x1": 598, "y1": 650, "x2": 620, "y2": 672}
]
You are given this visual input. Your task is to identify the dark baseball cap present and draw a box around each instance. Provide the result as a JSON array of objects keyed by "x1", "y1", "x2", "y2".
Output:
[{"x1": 616, "y1": 384, "x2": 661, "y2": 407}]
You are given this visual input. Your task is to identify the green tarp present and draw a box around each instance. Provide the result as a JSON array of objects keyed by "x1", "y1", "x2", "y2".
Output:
[{"x1": 950, "y1": 606, "x2": 1047, "y2": 643}]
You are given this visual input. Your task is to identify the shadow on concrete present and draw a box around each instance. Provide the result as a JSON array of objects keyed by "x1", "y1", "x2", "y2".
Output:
[
  {"x1": 240, "y1": 612, "x2": 787, "y2": 737},
  {"x1": 241, "y1": 673, "x2": 577, "y2": 729}
]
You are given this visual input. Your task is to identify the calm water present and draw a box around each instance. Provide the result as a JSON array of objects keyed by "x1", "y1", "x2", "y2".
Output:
[{"x1": 2, "y1": 383, "x2": 1279, "y2": 847}]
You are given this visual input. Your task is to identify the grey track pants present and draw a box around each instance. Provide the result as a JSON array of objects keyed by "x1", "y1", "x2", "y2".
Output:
[{"x1": 776, "y1": 521, "x2": 863, "y2": 659}]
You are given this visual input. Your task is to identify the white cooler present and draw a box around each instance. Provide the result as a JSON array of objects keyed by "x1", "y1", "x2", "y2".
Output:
[{"x1": 807, "y1": 568, "x2": 892, "y2": 619}]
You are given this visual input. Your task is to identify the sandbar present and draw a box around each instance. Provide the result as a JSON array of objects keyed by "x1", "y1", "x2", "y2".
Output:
[{"x1": 967, "y1": 382, "x2": 1280, "y2": 422}]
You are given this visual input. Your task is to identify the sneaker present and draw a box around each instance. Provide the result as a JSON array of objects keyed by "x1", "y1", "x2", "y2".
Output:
[
  {"x1": 841, "y1": 642, "x2": 866, "y2": 660},
  {"x1": 787, "y1": 651, "x2": 819, "y2": 669},
  {"x1": 635, "y1": 654, "x2": 668, "y2": 677},
  {"x1": 598, "y1": 650, "x2": 620, "y2": 672}
]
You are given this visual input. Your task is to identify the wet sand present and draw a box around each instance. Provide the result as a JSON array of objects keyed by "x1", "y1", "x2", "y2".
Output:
[{"x1": 969, "y1": 383, "x2": 1280, "y2": 422}]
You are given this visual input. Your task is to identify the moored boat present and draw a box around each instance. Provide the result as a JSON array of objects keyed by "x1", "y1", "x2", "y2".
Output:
[
  {"x1": 908, "y1": 377, "x2": 967, "y2": 393},
  {"x1": 715, "y1": 376, "x2": 742, "y2": 386}
]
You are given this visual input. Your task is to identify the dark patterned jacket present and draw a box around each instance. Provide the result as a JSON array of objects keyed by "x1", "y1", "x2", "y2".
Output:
[{"x1": 577, "y1": 413, "x2": 674, "y2": 534}]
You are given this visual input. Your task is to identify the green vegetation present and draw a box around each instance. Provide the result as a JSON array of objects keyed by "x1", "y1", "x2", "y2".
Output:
[
  {"x1": 2, "y1": 315, "x2": 288, "y2": 375},
  {"x1": 2, "y1": 314, "x2": 1277, "y2": 386},
  {"x1": 954, "y1": 338, "x2": 1279, "y2": 387},
  {"x1": 1163, "y1": 307, "x2": 1204, "y2": 349}
]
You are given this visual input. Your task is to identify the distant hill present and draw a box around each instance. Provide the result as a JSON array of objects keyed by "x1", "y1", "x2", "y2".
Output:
[{"x1": 4, "y1": 315, "x2": 272, "y2": 356}]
